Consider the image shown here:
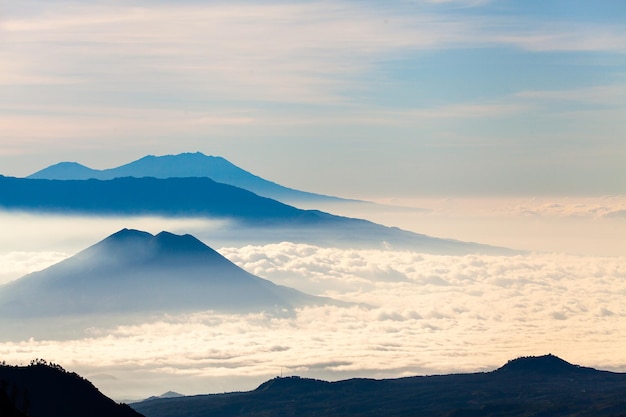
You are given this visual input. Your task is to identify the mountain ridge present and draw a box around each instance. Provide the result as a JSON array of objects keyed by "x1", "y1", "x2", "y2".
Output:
[
  {"x1": 132, "y1": 355, "x2": 626, "y2": 417},
  {"x1": 0, "y1": 175, "x2": 518, "y2": 254},
  {"x1": 27, "y1": 152, "x2": 357, "y2": 205}
]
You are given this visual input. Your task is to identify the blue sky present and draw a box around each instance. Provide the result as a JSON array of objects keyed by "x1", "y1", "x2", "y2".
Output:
[{"x1": 1, "y1": 0, "x2": 624, "y2": 197}]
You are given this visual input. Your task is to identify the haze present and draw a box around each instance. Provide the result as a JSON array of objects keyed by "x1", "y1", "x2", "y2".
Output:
[{"x1": 0, "y1": 0, "x2": 624, "y2": 403}]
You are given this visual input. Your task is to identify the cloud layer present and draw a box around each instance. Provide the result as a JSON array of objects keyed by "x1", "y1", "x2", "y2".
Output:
[{"x1": 1, "y1": 243, "x2": 624, "y2": 400}]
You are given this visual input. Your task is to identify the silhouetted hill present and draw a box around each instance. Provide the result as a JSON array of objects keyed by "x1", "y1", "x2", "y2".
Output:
[
  {"x1": 0, "y1": 387, "x2": 29, "y2": 417},
  {"x1": 0, "y1": 229, "x2": 341, "y2": 339},
  {"x1": 0, "y1": 361, "x2": 143, "y2": 417},
  {"x1": 132, "y1": 355, "x2": 626, "y2": 417},
  {"x1": 496, "y1": 353, "x2": 596, "y2": 375},
  {"x1": 27, "y1": 152, "x2": 355, "y2": 204},
  {"x1": 0, "y1": 175, "x2": 516, "y2": 254},
  {"x1": 143, "y1": 392, "x2": 185, "y2": 402}
]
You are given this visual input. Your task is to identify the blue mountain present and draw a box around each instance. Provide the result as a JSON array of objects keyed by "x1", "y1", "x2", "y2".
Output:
[
  {"x1": 0, "y1": 175, "x2": 516, "y2": 254},
  {"x1": 27, "y1": 152, "x2": 355, "y2": 204},
  {"x1": 0, "y1": 229, "x2": 337, "y2": 319}
]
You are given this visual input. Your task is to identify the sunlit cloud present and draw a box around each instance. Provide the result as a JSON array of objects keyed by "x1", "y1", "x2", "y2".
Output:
[
  {"x1": 2, "y1": 242, "x2": 625, "y2": 400},
  {"x1": 0, "y1": 251, "x2": 69, "y2": 285}
]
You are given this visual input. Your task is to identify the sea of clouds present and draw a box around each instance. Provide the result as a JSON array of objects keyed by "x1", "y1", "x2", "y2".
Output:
[{"x1": 1, "y1": 242, "x2": 624, "y2": 400}]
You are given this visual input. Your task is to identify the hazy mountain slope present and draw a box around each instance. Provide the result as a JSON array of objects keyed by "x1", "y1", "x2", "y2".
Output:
[
  {"x1": 27, "y1": 152, "x2": 352, "y2": 204},
  {"x1": 0, "y1": 229, "x2": 343, "y2": 341},
  {"x1": 28, "y1": 161, "x2": 100, "y2": 180},
  {"x1": 132, "y1": 355, "x2": 626, "y2": 417},
  {"x1": 0, "y1": 229, "x2": 335, "y2": 319},
  {"x1": 0, "y1": 175, "x2": 305, "y2": 223},
  {"x1": 0, "y1": 362, "x2": 142, "y2": 417},
  {"x1": 0, "y1": 175, "x2": 516, "y2": 254}
]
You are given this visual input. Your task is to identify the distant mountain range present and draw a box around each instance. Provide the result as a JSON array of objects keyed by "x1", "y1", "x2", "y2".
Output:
[
  {"x1": 0, "y1": 175, "x2": 323, "y2": 224},
  {"x1": 132, "y1": 354, "x2": 626, "y2": 417},
  {"x1": 27, "y1": 152, "x2": 356, "y2": 205},
  {"x1": 0, "y1": 361, "x2": 142, "y2": 417},
  {"x1": 0, "y1": 175, "x2": 516, "y2": 254},
  {"x1": 0, "y1": 229, "x2": 340, "y2": 340}
]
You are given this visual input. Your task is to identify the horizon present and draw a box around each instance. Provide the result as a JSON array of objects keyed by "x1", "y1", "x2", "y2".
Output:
[{"x1": 1, "y1": 0, "x2": 625, "y2": 403}]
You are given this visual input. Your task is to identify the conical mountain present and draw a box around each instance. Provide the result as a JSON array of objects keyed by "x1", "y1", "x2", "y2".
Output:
[{"x1": 0, "y1": 229, "x2": 337, "y2": 319}]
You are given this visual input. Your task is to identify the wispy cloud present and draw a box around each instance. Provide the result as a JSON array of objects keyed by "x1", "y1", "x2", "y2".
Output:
[
  {"x1": 494, "y1": 23, "x2": 626, "y2": 53},
  {"x1": 2, "y1": 0, "x2": 625, "y2": 190},
  {"x1": 516, "y1": 84, "x2": 626, "y2": 105},
  {"x1": 3, "y1": 1, "x2": 624, "y2": 105}
]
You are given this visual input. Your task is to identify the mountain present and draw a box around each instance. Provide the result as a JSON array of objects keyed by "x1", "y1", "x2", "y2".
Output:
[
  {"x1": 132, "y1": 355, "x2": 626, "y2": 417},
  {"x1": 0, "y1": 175, "x2": 307, "y2": 224},
  {"x1": 0, "y1": 361, "x2": 143, "y2": 417},
  {"x1": 0, "y1": 229, "x2": 340, "y2": 339},
  {"x1": 143, "y1": 392, "x2": 185, "y2": 402},
  {"x1": 27, "y1": 152, "x2": 356, "y2": 205},
  {"x1": 0, "y1": 175, "x2": 517, "y2": 254}
]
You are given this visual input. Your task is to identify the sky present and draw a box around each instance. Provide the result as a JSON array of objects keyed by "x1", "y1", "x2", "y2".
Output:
[
  {"x1": 1, "y1": 0, "x2": 626, "y2": 402},
  {"x1": 1, "y1": 0, "x2": 625, "y2": 197}
]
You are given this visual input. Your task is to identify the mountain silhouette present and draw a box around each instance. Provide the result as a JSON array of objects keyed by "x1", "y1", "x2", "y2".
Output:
[
  {"x1": 0, "y1": 361, "x2": 143, "y2": 417},
  {"x1": 495, "y1": 353, "x2": 596, "y2": 375},
  {"x1": 0, "y1": 229, "x2": 341, "y2": 339},
  {"x1": 0, "y1": 175, "x2": 516, "y2": 254},
  {"x1": 0, "y1": 175, "x2": 307, "y2": 223},
  {"x1": 132, "y1": 355, "x2": 626, "y2": 417},
  {"x1": 27, "y1": 152, "x2": 355, "y2": 204}
]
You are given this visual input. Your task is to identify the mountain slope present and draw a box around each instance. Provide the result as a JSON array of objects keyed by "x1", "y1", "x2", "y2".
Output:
[
  {"x1": 27, "y1": 152, "x2": 353, "y2": 204},
  {"x1": 132, "y1": 355, "x2": 626, "y2": 417},
  {"x1": 0, "y1": 361, "x2": 143, "y2": 417},
  {"x1": 0, "y1": 229, "x2": 335, "y2": 319},
  {"x1": 0, "y1": 175, "x2": 517, "y2": 254},
  {"x1": 0, "y1": 229, "x2": 342, "y2": 341}
]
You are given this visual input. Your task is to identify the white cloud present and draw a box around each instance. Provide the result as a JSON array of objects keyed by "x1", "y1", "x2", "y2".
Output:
[{"x1": 0, "y1": 251, "x2": 69, "y2": 285}]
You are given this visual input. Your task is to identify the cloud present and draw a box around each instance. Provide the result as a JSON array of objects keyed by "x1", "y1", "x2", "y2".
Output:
[
  {"x1": 494, "y1": 196, "x2": 626, "y2": 220},
  {"x1": 516, "y1": 85, "x2": 626, "y2": 106},
  {"x1": 492, "y1": 24, "x2": 626, "y2": 53},
  {"x1": 3, "y1": 1, "x2": 623, "y2": 106},
  {"x1": 0, "y1": 251, "x2": 69, "y2": 285},
  {"x1": 2, "y1": 243, "x2": 624, "y2": 400}
]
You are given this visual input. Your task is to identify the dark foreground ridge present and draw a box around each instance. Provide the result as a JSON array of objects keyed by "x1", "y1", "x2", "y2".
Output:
[
  {"x1": 0, "y1": 360, "x2": 143, "y2": 417},
  {"x1": 132, "y1": 355, "x2": 626, "y2": 417}
]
